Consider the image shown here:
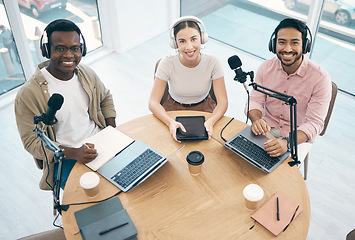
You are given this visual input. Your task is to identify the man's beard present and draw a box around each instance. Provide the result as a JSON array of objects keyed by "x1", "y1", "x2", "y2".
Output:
[{"x1": 277, "y1": 51, "x2": 303, "y2": 67}]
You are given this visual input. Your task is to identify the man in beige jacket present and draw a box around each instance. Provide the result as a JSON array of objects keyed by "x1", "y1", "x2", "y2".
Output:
[{"x1": 15, "y1": 19, "x2": 116, "y2": 190}]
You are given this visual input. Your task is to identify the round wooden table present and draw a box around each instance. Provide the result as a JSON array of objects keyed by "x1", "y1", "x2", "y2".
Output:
[{"x1": 62, "y1": 111, "x2": 310, "y2": 240}]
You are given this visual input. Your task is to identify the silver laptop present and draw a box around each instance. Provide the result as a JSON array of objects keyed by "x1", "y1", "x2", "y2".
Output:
[
  {"x1": 97, "y1": 140, "x2": 167, "y2": 192},
  {"x1": 225, "y1": 127, "x2": 290, "y2": 173}
]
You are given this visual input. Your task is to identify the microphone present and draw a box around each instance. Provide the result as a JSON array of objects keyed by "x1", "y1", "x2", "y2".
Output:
[
  {"x1": 228, "y1": 55, "x2": 249, "y2": 92},
  {"x1": 42, "y1": 93, "x2": 64, "y2": 125}
]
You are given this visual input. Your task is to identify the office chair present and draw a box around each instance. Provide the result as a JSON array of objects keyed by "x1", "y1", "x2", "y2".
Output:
[
  {"x1": 154, "y1": 59, "x2": 169, "y2": 105},
  {"x1": 347, "y1": 229, "x2": 355, "y2": 240},
  {"x1": 154, "y1": 59, "x2": 217, "y2": 105},
  {"x1": 17, "y1": 228, "x2": 66, "y2": 240},
  {"x1": 33, "y1": 157, "x2": 57, "y2": 215},
  {"x1": 303, "y1": 81, "x2": 338, "y2": 180}
]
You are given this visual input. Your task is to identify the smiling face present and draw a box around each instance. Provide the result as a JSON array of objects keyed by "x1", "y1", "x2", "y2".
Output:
[
  {"x1": 176, "y1": 27, "x2": 202, "y2": 67},
  {"x1": 275, "y1": 27, "x2": 303, "y2": 74},
  {"x1": 46, "y1": 31, "x2": 82, "y2": 80}
]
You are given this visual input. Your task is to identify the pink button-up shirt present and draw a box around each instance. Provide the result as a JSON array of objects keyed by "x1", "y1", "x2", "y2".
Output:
[{"x1": 246, "y1": 57, "x2": 332, "y2": 143}]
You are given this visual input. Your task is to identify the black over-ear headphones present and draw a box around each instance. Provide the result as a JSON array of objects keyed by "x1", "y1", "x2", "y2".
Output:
[
  {"x1": 40, "y1": 27, "x2": 87, "y2": 58},
  {"x1": 268, "y1": 22, "x2": 312, "y2": 54}
]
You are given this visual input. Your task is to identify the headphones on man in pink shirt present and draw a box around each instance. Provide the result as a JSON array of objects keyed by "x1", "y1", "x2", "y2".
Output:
[{"x1": 268, "y1": 18, "x2": 312, "y2": 54}]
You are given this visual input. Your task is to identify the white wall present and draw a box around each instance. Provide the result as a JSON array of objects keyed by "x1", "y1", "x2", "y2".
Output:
[{"x1": 99, "y1": 0, "x2": 180, "y2": 53}]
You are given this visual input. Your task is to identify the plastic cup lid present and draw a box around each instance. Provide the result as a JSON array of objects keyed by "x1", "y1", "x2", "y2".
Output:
[
  {"x1": 186, "y1": 151, "x2": 204, "y2": 165},
  {"x1": 80, "y1": 172, "x2": 100, "y2": 189},
  {"x1": 243, "y1": 184, "x2": 264, "y2": 202}
]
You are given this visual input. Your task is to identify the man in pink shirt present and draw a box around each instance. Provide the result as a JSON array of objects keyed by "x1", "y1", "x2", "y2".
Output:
[{"x1": 246, "y1": 18, "x2": 332, "y2": 162}]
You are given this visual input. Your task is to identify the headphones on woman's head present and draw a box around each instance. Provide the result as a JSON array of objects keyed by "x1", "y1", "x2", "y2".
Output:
[
  {"x1": 40, "y1": 27, "x2": 87, "y2": 58},
  {"x1": 169, "y1": 16, "x2": 208, "y2": 49},
  {"x1": 268, "y1": 20, "x2": 312, "y2": 54}
]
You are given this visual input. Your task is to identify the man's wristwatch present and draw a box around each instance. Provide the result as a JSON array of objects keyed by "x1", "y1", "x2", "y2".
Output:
[{"x1": 282, "y1": 137, "x2": 291, "y2": 151}]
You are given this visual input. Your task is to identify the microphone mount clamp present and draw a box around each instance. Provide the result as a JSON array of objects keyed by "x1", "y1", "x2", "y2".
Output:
[
  {"x1": 33, "y1": 114, "x2": 58, "y2": 125},
  {"x1": 233, "y1": 70, "x2": 254, "y2": 84}
]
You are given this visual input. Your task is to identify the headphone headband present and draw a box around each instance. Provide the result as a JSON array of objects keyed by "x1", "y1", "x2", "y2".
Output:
[{"x1": 169, "y1": 16, "x2": 208, "y2": 49}]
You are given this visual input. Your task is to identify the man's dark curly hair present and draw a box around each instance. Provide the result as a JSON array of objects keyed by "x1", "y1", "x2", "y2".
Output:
[{"x1": 45, "y1": 19, "x2": 81, "y2": 44}]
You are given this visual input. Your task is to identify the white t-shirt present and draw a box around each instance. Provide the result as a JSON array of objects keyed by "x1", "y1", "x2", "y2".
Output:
[
  {"x1": 41, "y1": 68, "x2": 100, "y2": 148},
  {"x1": 155, "y1": 53, "x2": 224, "y2": 104}
]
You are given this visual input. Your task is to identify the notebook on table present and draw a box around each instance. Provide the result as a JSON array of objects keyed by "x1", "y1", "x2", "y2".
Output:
[
  {"x1": 251, "y1": 192, "x2": 302, "y2": 236},
  {"x1": 75, "y1": 197, "x2": 138, "y2": 240},
  {"x1": 82, "y1": 126, "x2": 167, "y2": 192},
  {"x1": 175, "y1": 116, "x2": 209, "y2": 141},
  {"x1": 82, "y1": 126, "x2": 135, "y2": 171},
  {"x1": 224, "y1": 127, "x2": 289, "y2": 173}
]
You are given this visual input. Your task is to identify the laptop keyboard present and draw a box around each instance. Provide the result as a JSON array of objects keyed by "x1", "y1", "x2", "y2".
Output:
[
  {"x1": 228, "y1": 135, "x2": 280, "y2": 170},
  {"x1": 111, "y1": 149, "x2": 162, "y2": 189}
]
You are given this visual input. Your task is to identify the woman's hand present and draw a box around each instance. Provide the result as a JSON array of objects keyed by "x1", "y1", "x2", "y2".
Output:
[
  {"x1": 169, "y1": 121, "x2": 186, "y2": 142},
  {"x1": 204, "y1": 118, "x2": 214, "y2": 138}
]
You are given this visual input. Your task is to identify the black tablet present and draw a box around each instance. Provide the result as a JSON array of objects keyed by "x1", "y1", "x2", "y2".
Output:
[{"x1": 175, "y1": 116, "x2": 209, "y2": 141}]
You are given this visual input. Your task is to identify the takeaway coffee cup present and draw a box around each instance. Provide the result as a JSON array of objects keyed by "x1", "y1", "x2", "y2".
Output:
[
  {"x1": 243, "y1": 184, "x2": 264, "y2": 211},
  {"x1": 80, "y1": 172, "x2": 100, "y2": 198},
  {"x1": 186, "y1": 151, "x2": 204, "y2": 176}
]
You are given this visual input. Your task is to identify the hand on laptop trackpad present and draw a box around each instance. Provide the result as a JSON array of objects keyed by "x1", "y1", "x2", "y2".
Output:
[{"x1": 244, "y1": 127, "x2": 269, "y2": 148}]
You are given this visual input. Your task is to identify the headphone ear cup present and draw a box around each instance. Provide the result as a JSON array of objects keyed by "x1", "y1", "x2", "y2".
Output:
[
  {"x1": 268, "y1": 38, "x2": 273, "y2": 53},
  {"x1": 41, "y1": 43, "x2": 50, "y2": 58},
  {"x1": 303, "y1": 25, "x2": 312, "y2": 54},
  {"x1": 169, "y1": 21, "x2": 178, "y2": 49},
  {"x1": 82, "y1": 45, "x2": 87, "y2": 56},
  {"x1": 201, "y1": 31, "x2": 208, "y2": 45},
  {"x1": 268, "y1": 31, "x2": 275, "y2": 53},
  {"x1": 268, "y1": 36, "x2": 276, "y2": 53},
  {"x1": 80, "y1": 33, "x2": 87, "y2": 56},
  {"x1": 303, "y1": 38, "x2": 311, "y2": 54},
  {"x1": 169, "y1": 36, "x2": 177, "y2": 49},
  {"x1": 40, "y1": 30, "x2": 50, "y2": 58}
]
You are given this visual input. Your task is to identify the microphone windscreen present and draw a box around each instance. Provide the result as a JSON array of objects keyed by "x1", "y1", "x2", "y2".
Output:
[
  {"x1": 48, "y1": 93, "x2": 64, "y2": 111},
  {"x1": 228, "y1": 55, "x2": 242, "y2": 70}
]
